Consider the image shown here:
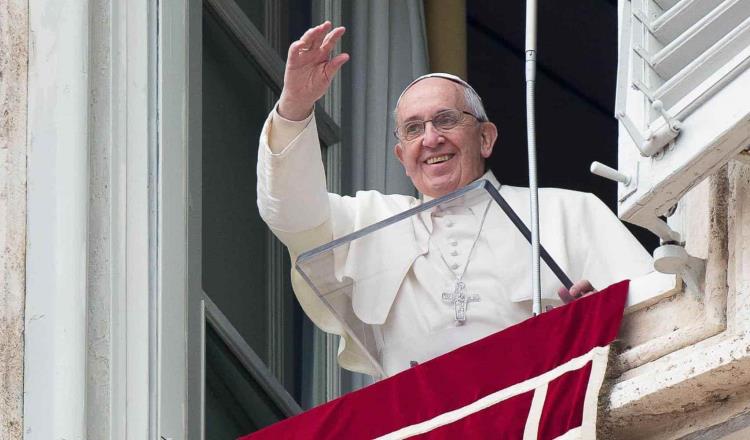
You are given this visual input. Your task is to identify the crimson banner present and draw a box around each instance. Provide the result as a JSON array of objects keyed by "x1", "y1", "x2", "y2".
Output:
[{"x1": 240, "y1": 280, "x2": 629, "y2": 439}]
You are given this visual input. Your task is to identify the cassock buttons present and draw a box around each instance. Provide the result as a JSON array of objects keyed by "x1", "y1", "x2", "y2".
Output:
[
  {"x1": 450, "y1": 240, "x2": 458, "y2": 246},
  {"x1": 450, "y1": 263, "x2": 459, "y2": 270},
  {"x1": 450, "y1": 250, "x2": 458, "y2": 256},
  {"x1": 446, "y1": 220, "x2": 454, "y2": 227}
]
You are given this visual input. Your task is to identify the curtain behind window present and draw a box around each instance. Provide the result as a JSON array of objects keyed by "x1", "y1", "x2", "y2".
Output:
[
  {"x1": 339, "y1": 0, "x2": 430, "y2": 393},
  {"x1": 347, "y1": 0, "x2": 430, "y2": 197}
]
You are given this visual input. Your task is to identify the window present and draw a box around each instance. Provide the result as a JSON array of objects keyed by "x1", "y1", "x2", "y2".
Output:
[{"x1": 189, "y1": 0, "x2": 344, "y2": 436}]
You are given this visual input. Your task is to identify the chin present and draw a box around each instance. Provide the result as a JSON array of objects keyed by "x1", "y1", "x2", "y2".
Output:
[
  {"x1": 414, "y1": 172, "x2": 466, "y2": 197},
  {"x1": 423, "y1": 183, "x2": 458, "y2": 198}
]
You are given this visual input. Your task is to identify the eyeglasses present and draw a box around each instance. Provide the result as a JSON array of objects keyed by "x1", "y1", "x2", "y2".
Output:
[{"x1": 394, "y1": 109, "x2": 480, "y2": 142}]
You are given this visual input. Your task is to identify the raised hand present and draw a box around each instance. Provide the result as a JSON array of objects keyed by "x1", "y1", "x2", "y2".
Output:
[{"x1": 278, "y1": 21, "x2": 350, "y2": 121}]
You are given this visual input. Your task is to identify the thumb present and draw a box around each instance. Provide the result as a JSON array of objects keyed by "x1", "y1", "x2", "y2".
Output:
[{"x1": 558, "y1": 286, "x2": 575, "y2": 304}]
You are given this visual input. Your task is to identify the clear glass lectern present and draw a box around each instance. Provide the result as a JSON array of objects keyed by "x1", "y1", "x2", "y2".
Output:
[{"x1": 295, "y1": 179, "x2": 572, "y2": 377}]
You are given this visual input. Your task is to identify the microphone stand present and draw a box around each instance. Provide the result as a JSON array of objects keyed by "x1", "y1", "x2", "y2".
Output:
[{"x1": 526, "y1": 0, "x2": 542, "y2": 315}]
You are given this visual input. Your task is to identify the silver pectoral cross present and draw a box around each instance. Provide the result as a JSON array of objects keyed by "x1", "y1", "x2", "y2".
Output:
[{"x1": 442, "y1": 280, "x2": 481, "y2": 324}]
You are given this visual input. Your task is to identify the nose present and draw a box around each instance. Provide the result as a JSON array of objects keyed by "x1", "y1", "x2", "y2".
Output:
[{"x1": 421, "y1": 121, "x2": 444, "y2": 148}]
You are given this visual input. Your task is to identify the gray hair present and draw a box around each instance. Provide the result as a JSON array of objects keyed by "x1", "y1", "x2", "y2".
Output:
[
  {"x1": 393, "y1": 73, "x2": 489, "y2": 125},
  {"x1": 460, "y1": 85, "x2": 489, "y2": 122}
]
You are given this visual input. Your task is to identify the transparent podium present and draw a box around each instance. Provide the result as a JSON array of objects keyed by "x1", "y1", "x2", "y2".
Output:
[{"x1": 295, "y1": 179, "x2": 572, "y2": 377}]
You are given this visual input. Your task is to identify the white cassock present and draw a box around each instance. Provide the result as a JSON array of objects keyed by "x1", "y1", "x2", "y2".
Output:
[{"x1": 257, "y1": 108, "x2": 653, "y2": 378}]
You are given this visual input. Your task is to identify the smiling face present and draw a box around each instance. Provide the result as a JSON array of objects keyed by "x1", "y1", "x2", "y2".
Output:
[{"x1": 394, "y1": 78, "x2": 498, "y2": 198}]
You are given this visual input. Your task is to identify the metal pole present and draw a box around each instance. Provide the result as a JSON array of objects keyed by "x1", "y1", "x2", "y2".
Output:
[{"x1": 526, "y1": 0, "x2": 543, "y2": 315}]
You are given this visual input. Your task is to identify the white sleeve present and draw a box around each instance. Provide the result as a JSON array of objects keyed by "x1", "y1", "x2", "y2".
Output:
[
  {"x1": 256, "y1": 107, "x2": 330, "y2": 236},
  {"x1": 257, "y1": 108, "x2": 387, "y2": 376},
  {"x1": 267, "y1": 106, "x2": 313, "y2": 153},
  {"x1": 580, "y1": 193, "x2": 654, "y2": 288}
]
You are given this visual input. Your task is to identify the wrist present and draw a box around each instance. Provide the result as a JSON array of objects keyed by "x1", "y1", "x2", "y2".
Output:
[{"x1": 277, "y1": 95, "x2": 314, "y2": 121}]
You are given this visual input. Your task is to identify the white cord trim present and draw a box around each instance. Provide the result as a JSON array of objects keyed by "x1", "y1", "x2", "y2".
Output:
[
  {"x1": 523, "y1": 383, "x2": 548, "y2": 440},
  {"x1": 553, "y1": 426, "x2": 583, "y2": 440},
  {"x1": 375, "y1": 346, "x2": 610, "y2": 439}
]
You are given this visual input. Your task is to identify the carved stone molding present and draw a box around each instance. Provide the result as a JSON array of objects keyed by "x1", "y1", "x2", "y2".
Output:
[{"x1": 600, "y1": 164, "x2": 750, "y2": 439}]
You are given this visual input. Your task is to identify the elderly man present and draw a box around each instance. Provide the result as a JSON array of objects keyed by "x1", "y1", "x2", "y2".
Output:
[{"x1": 257, "y1": 22, "x2": 652, "y2": 377}]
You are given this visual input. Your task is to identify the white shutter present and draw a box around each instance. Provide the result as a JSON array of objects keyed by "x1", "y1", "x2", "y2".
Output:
[{"x1": 611, "y1": 0, "x2": 750, "y2": 240}]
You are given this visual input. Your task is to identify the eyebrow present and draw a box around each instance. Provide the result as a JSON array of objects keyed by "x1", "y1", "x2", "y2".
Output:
[{"x1": 401, "y1": 107, "x2": 457, "y2": 123}]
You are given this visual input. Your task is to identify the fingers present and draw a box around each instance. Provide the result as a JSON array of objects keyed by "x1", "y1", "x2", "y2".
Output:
[
  {"x1": 308, "y1": 22, "x2": 333, "y2": 52},
  {"x1": 570, "y1": 280, "x2": 595, "y2": 298},
  {"x1": 298, "y1": 22, "x2": 345, "y2": 53},
  {"x1": 281, "y1": 21, "x2": 348, "y2": 111},
  {"x1": 288, "y1": 23, "x2": 327, "y2": 61},
  {"x1": 557, "y1": 287, "x2": 576, "y2": 304},
  {"x1": 296, "y1": 21, "x2": 336, "y2": 54},
  {"x1": 289, "y1": 22, "x2": 346, "y2": 65},
  {"x1": 320, "y1": 26, "x2": 346, "y2": 53},
  {"x1": 298, "y1": 21, "x2": 331, "y2": 50},
  {"x1": 324, "y1": 53, "x2": 350, "y2": 79},
  {"x1": 557, "y1": 280, "x2": 597, "y2": 304}
]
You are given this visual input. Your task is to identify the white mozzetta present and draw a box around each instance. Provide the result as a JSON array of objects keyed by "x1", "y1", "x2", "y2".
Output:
[{"x1": 24, "y1": 0, "x2": 89, "y2": 438}]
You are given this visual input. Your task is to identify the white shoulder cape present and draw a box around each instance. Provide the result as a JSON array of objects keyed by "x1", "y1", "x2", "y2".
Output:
[{"x1": 257, "y1": 111, "x2": 652, "y2": 376}]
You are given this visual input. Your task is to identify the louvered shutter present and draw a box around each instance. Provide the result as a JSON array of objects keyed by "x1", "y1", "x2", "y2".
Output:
[{"x1": 614, "y1": 0, "x2": 750, "y2": 236}]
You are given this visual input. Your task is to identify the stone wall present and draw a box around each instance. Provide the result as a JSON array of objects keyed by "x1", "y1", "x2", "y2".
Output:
[
  {"x1": 602, "y1": 161, "x2": 750, "y2": 438},
  {"x1": 0, "y1": 0, "x2": 27, "y2": 438}
]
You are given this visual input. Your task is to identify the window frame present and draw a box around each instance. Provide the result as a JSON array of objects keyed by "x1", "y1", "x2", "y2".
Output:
[{"x1": 178, "y1": 0, "x2": 345, "y2": 437}]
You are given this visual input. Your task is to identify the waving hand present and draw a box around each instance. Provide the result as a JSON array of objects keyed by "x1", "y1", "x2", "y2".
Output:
[{"x1": 278, "y1": 21, "x2": 350, "y2": 121}]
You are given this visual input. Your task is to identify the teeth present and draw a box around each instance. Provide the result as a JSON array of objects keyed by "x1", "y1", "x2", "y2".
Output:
[{"x1": 426, "y1": 155, "x2": 452, "y2": 165}]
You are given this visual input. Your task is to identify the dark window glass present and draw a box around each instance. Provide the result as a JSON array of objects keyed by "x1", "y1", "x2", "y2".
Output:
[
  {"x1": 205, "y1": 324, "x2": 286, "y2": 438},
  {"x1": 203, "y1": 8, "x2": 272, "y2": 368}
]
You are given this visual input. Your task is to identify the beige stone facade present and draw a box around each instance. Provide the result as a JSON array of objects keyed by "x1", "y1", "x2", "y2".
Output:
[
  {"x1": 0, "y1": 0, "x2": 27, "y2": 439},
  {"x1": 600, "y1": 162, "x2": 750, "y2": 439}
]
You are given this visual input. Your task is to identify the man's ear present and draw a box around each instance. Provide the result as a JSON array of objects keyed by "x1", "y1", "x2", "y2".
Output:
[
  {"x1": 394, "y1": 143, "x2": 405, "y2": 165},
  {"x1": 480, "y1": 122, "x2": 498, "y2": 159}
]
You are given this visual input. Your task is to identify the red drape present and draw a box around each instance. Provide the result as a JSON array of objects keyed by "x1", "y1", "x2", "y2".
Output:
[{"x1": 240, "y1": 280, "x2": 629, "y2": 439}]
